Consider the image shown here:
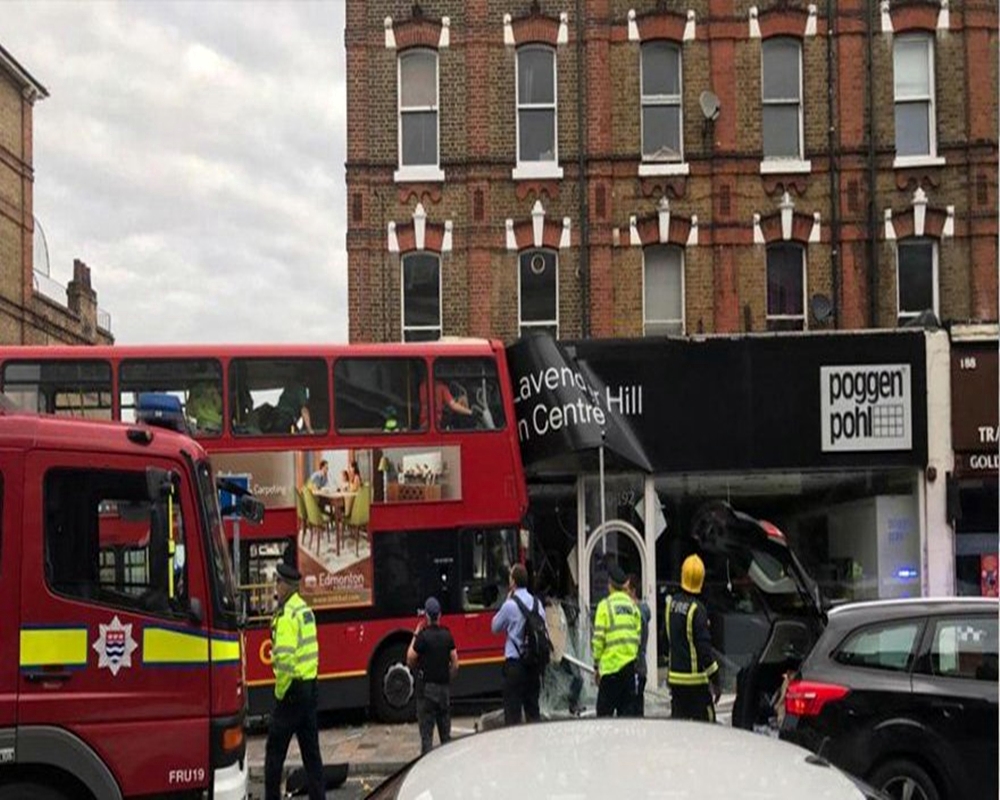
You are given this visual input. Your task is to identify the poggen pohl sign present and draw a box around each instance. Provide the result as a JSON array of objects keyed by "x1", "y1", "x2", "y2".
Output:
[{"x1": 820, "y1": 364, "x2": 913, "y2": 452}]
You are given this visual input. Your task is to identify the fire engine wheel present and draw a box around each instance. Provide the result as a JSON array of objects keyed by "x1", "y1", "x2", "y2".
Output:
[
  {"x1": 0, "y1": 782, "x2": 70, "y2": 800},
  {"x1": 371, "y1": 643, "x2": 416, "y2": 724}
]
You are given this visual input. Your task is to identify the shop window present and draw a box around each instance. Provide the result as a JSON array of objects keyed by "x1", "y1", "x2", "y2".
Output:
[
  {"x1": 229, "y1": 358, "x2": 329, "y2": 436},
  {"x1": 432, "y1": 357, "x2": 507, "y2": 431},
  {"x1": 896, "y1": 238, "x2": 938, "y2": 325},
  {"x1": 641, "y1": 41, "x2": 683, "y2": 162},
  {"x1": 643, "y1": 245, "x2": 684, "y2": 335},
  {"x1": 333, "y1": 358, "x2": 427, "y2": 433},
  {"x1": 762, "y1": 38, "x2": 803, "y2": 160},
  {"x1": 460, "y1": 528, "x2": 517, "y2": 611},
  {"x1": 45, "y1": 468, "x2": 188, "y2": 617},
  {"x1": 766, "y1": 243, "x2": 806, "y2": 331},
  {"x1": 119, "y1": 358, "x2": 223, "y2": 437},
  {"x1": 401, "y1": 253, "x2": 441, "y2": 342},
  {"x1": 398, "y1": 49, "x2": 440, "y2": 176},
  {"x1": 894, "y1": 34, "x2": 935, "y2": 159},
  {"x1": 2, "y1": 360, "x2": 112, "y2": 419},
  {"x1": 924, "y1": 616, "x2": 998, "y2": 681},
  {"x1": 515, "y1": 45, "x2": 560, "y2": 178},
  {"x1": 519, "y1": 249, "x2": 558, "y2": 338},
  {"x1": 833, "y1": 620, "x2": 922, "y2": 672}
]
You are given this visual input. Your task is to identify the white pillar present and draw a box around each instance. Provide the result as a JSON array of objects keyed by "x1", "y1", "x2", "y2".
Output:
[
  {"x1": 923, "y1": 329, "x2": 955, "y2": 596},
  {"x1": 643, "y1": 474, "x2": 658, "y2": 682}
]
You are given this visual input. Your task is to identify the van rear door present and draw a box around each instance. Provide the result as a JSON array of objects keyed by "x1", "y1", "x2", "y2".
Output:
[{"x1": 18, "y1": 450, "x2": 212, "y2": 797}]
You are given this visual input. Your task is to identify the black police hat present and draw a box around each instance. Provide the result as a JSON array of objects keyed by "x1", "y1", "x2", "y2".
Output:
[
  {"x1": 608, "y1": 563, "x2": 627, "y2": 587},
  {"x1": 276, "y1": 563, "x2": 301, "y2": 584}
]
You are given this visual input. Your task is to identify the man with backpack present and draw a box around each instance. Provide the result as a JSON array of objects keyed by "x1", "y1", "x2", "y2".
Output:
[
  {"x1": 491, "y1": 563, "x2": 551, "y2": 725},
  {"x1": 592, "y1": 563, "x2": 641, "y2": 717}
]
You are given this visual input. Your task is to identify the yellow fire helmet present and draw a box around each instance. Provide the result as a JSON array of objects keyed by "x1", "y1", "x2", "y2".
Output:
[{"x1": 680, "y1": 554, "x2": 706, "y2": 594}]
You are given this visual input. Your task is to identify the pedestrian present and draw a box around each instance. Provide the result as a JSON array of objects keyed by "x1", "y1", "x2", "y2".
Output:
[
  {"x1": 626, "y1": 572, "x2": 652, "y2": 716},
  {"x1": 592, "y1": 563, "x2": 641, "y2": 717},
  {"x1": 264, "y1": 563, "x2": 324, "y2": 800},
  {"x1": 490, "y1": 563, "x2": 542, "y2": 725},
  {"x1": 406, "y1": 596, "x2": 458, "y2": 754},
  {"x1": 665, "y1": 554, "x2": 721, "y2": 722}
]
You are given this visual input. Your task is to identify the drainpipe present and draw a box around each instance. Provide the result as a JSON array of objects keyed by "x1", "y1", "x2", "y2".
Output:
[
  {"x1": 576, "y1": 0, "x2": 590, "y2": 338},
  {"x1": 827, "y1": 0, "x2": 841, "y2": 328},
  {"x1": 865, "y1": 0, "x2": 879, "y2": 327}
]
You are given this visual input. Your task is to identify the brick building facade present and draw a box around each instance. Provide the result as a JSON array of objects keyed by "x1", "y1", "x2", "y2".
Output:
[
  {"x1": 345, "y1": 0, "x2": 997, "y2": 344},
  {"x1": 0, "y1": 43, "x2": 112, "y2": 345}
]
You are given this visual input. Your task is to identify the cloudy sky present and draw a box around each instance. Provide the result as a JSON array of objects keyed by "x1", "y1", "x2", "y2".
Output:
[{"x1": 5, "y1": 0, "x2": 347, "y2": 344}]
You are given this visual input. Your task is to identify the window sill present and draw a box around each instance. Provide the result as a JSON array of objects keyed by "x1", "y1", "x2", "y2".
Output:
[
  {"x1": 394, "y1": 165, "x2": 445, "y2": 183},
  {"x1": 512, "y1": 163, "x2": 564, "y2": 181},
  {"x1": 638, "y1": 162, "x2": 690, "y2": 177},
  {"x1": 759, "y1": 159, "x2": 812, "y2": 175},
  {"x1": 893, "y1": 155, "x2": 946, "y2": 169}
]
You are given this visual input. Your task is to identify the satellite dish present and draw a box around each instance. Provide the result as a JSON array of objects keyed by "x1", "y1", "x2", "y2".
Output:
[
  {"x1": 699, "y1": 90, "x2": 721, "y2": 121},
  {"x1": 810, "y1": 294, "x2": 833, "y2": 323}
]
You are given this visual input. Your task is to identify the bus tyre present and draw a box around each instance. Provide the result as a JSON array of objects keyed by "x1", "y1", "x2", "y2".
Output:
[
  {"x1": 0, "y1": 783, "x2": 70, "y2": 800},
  {"x1": 372, "y1": 643, "x2": 416, "y2": 723}
]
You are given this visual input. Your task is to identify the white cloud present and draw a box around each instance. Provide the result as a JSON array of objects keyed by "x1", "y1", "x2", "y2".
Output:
[{"x1": 4, "y1": 0, "x2": 347, "y2": 344}]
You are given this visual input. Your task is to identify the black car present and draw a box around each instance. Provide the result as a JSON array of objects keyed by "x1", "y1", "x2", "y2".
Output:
[{"x1": 778, "y1": 598, "x2": 998, "y2": 800}]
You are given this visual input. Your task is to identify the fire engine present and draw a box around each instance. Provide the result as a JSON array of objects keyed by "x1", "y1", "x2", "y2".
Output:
[{"x1": 0, "y1": 396, "x2": 260, "y2": 799}]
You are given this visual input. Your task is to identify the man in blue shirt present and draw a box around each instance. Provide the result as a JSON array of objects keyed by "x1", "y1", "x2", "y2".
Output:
[
  {"x1": 308, "y1": 460, "x2": 329, "y2": 490},
  {"x1": 490, "y1": 563, "x2": 542, "y2": 725}
]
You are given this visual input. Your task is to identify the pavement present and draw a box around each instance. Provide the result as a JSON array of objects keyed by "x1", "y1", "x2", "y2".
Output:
[{"x1": 246, "y1": 691, "x2": 736, "y2": 796}]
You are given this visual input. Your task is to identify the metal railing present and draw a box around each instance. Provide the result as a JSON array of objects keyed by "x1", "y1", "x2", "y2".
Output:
[
  {"x1": 97, "y1": 308, "x2": 112, "y2": 331},
  {"x1": 31, "y1": 269, "x2": 66, "y2": 304}
]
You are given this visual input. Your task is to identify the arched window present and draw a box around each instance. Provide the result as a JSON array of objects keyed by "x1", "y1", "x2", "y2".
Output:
[
  {"x1": 894, "y1": 34, "x2": 936, "y2": 160},
  {"x1": 518, "y1": 249, "x2": 558, "y2": 338},
  {"x1": 761, "y1": 37, "x2": 803, "y2": 161},
  {"x1": 397, "y1": 49, "x2": 440, "y2": 179},
  {"x1": 516, "y1": 46, "x2": 557, "y2": 168},
  {"x1": 401, "y1": 253, "x2": 441, "y2": 341},
  {"x1": 643, "y1": 245, "x2": 684, "y2": 335},
  {"x1": 766, "y1": 243, "x2": 806, "y2": 330},
  {"x1": 640, "y1": 41, "x2": 683, "y2": 163}
]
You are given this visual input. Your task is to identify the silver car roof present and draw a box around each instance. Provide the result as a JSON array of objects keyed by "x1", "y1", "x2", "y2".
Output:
[{"x1": 390, "y1": 718, "x2": 870, "y2": 800}]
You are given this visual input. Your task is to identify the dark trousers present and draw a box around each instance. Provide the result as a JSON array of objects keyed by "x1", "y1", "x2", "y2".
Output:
[
  {"x1": 632, "y1": 671, "x2": 647, "y2": 717},
  {"x1": 417, "y1": 682, "x2": 452, "y2": 754},
  {"x1": 670, "y1": 684, "x2": 716, "y2": 722},
  {"x1": 502, "y1": 658, "x2": 540, "y2": 725},
  {"x1": 265, "y1": 681, "x2": 324, "y2": 800},
  {"x1": 596, "y1": 660, "x2": 636, "y2": 718}
]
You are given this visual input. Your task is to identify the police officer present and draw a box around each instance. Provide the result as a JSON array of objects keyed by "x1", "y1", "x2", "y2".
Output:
[
  {"x1": 665, "y1": 554, "x2": 721, "y2": 722},
  {"x1": 592, "y1": 563, "x2": 641, "y2": 717},
  {"x1": 264, "y1": 563, "x2": 324, "y2": 800}
]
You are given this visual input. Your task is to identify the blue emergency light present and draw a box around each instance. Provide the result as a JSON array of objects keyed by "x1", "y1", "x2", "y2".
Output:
[{"x1": 136, "y1": 393, "x2": 191, "y2": 434}]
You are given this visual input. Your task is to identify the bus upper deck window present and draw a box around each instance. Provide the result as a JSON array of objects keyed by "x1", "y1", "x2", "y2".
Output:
[
  {"x1": 229, "y1": 358, "x2": 329, "y2": 436},
  {"x1": 432, "y1": 358, "x2": 506, "y2": 432},
  {"x1": 2, "y1": 360, "x2": 112, "y2": 419},
  {"x1": 333, "y1": 358, "x2": 428, "y2": 434},
  {"x1": 119, "y1": 359, "x2": 223, "y2": 437}
]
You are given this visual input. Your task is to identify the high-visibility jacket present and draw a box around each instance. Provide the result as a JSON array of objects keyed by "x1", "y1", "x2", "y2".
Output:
[
  {"x1": 665, "y1": 591, "x2": 718, "y2": 686},
  {"x1": 271, "y1": 591, "x2": 319, "y2": 700},
  {"x1": 592, "y1": 590, "x2": 641, "y2": 677}
]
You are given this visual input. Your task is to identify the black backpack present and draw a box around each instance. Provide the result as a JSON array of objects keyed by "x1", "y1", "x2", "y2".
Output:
[{"x1": 512, "y1": 595, "x2": 553, "y2": 670}]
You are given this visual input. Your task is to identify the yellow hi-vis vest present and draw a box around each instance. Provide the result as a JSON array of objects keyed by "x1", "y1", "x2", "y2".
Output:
[
  {"x1": 271, "y1": 592, "x2": 319, "y2": 700},
  {"x1": 592, "y1": 590, "x2": 641, "y2": 676}
]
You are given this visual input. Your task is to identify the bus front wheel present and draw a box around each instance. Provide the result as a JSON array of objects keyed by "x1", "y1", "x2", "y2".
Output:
[{"x1": 371, "y1": 643, "x2": 416, "y2": 723}]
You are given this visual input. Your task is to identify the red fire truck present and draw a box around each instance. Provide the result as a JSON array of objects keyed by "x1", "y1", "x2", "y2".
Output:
[
  {"x1": 0, "y1": 341, "x2": 530, "y2": 722},
  {"x1": 0, "y1": 401, "x2": 257, "y2": 799}
]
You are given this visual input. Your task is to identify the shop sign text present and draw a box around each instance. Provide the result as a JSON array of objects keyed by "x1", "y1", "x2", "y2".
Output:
[{"x1": 820, "y1": 364, "x2": 912, "y2": 452}]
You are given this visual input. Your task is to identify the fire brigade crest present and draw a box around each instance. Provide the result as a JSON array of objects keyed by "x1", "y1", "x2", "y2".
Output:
[{"x1": 93, "y1": 616, "x2": 138, "y2": 676}]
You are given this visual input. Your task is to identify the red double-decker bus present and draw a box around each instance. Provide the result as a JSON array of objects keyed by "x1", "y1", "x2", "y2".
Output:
[{"x1": 0, "y1": 340, "x2": 529, "y2": 721}]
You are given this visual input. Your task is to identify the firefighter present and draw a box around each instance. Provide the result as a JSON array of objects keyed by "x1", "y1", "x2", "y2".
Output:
[
  {"x1": 264, "y1": 563, "x2": 324, "y2": 800},
  {"x1": 665, "y1": 554, "x2": 721, "y2": 722},
  {"x1": 592, "y1": 563, "x2": 641, "y2": 717}
]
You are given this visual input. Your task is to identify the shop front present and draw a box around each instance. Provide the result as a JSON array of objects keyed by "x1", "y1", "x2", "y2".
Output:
[
  {"x1": 510, "y1": 329, "x2": 946, "y2": 685},
  {"x1": 950, "y1": 326, "x2": 999, "y2": 597}
]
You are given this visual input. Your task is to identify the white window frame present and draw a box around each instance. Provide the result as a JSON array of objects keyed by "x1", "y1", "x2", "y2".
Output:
[
  {"x1": 518, "y1": 249, "x2": 560, "y2": 338},
  {"x1": 400, "y1": 252, "x2": 443, "y2": 341},
  {"x1": 760, "y1": 37, "x2": 811, "y2": 174},
  {"x1": 513, "y1": 45, "x2": 563, "y2": 180},
  {"x1": 638, "y1": 41, "x2": 689, "y2": 177},
  {"x1": 896, "y1": 238, "x2": 939, "y2": 324},
  {"x1": 642, "y1": 245, "x2": 685, "y2": 336},
  {"x1": 395, "y1": 49, "x2": 445, "y2": 183},
  {"x1": 765, "y1": 243, "x2": 808, "y2": 330},
  {"x1": 892, "y1": 33, "x2": 945, "y2": 168}
]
